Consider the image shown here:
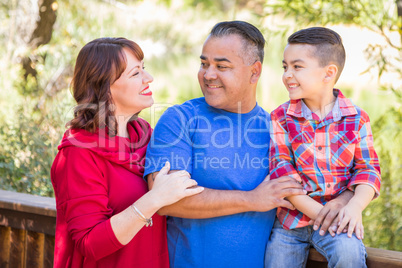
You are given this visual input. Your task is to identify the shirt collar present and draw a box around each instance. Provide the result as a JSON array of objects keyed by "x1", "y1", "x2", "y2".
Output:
[{"x1": 286, "y1": 89, "x2": 358, "y2": 120}]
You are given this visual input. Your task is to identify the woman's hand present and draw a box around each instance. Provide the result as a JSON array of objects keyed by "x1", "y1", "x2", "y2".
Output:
[{"x1": 150, "y1": 162, "x2": 204, "y2": 207}]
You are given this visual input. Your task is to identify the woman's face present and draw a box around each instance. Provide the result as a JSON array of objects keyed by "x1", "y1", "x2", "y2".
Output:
[{"x1": 110, "y1": 48, "x2": 154, "y2": 117}]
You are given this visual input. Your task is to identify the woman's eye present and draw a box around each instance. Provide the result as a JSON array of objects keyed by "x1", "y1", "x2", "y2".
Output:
[{"x1": 131, "y1": 72, "x2": 139, "y2": 77}]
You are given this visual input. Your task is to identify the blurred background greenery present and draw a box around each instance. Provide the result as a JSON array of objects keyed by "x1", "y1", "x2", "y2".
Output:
[{"x1": 0, "y1": 0, "x2": 401, "y2": 251}]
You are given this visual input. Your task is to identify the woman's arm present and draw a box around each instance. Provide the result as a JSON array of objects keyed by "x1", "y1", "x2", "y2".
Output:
[
  {"x1": 53, "y1": 148, "x2": 202, "y2": 260},
  {"x1": 111, "y1": 162, "x2": 203, "y2": 245}
]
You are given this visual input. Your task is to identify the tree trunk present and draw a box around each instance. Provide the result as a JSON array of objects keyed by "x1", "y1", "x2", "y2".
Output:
[
  {"x1": 29, "y1": 0, "x2": 57, "y2": 49},
  {"x1": 21, "y1": 0, "x2": 57, "y2": 80}
]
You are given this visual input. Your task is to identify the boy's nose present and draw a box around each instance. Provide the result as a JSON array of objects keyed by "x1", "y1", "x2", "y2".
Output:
[{"x1": 284, "y1": 71, "x2": 293, "y2": 79}]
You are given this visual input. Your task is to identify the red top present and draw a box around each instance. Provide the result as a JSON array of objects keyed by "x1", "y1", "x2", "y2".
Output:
[{"x1": 51, "y1": 119, "x2": 169, "y2": 268}]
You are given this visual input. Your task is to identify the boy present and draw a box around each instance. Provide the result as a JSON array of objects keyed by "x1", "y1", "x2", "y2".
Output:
[{"x1": 265, "y1": 27, "x2": 381, "y2": 268}]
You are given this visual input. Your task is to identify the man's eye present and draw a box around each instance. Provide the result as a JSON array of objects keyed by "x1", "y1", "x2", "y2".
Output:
[{"x1": 217, "y1": 65, "x2": 227, "y2": 69}]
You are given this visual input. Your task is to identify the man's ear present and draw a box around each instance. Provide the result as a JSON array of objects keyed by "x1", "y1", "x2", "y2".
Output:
[
  {"x1": 250, "y1": 61, "x2": 262, "y2": 84},
  {"x1": 324, "y1": 64, "x2": 338, "y2": 82}
]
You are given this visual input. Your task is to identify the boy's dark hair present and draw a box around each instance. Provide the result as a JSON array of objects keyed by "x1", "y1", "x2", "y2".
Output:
[
  {"x1": 210, "y1": 21, "x2": 265, "y2": 64},
  {"x1": 288, "y1": 27, "x2": 346, "y2": 82}
]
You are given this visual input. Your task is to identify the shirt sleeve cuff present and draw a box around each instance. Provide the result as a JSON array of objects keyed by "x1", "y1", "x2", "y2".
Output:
[
  {"x1": 347, "y1": 180, "x2": 381, "y2": 199},
  {"x1": 89, "y1": 219, "x2": 124, "y2": 261}
]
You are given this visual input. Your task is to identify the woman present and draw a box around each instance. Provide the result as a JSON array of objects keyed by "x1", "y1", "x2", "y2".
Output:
[{"x1": 51, "y1": 37, "x2": 204, "y2": 267}]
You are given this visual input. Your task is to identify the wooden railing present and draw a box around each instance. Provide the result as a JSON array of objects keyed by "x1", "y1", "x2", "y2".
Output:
[
  {"x1": 0, "y1": 190, "x2": 55, "y2": 268},
  {"x1": 0, "y1": 189, "x2": 401, "y2": 268}
]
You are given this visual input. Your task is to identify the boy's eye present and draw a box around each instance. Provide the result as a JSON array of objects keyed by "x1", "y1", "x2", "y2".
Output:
[
  {"x1": 294, "y1": 65, "x2": 302, "y2": 69},
  {"x1": 282, "y1": 65, "x2": 287, "y2": 70}
]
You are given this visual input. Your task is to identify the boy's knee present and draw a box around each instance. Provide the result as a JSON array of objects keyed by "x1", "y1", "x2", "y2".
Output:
[{"x1": 326, "y1": 236, "x2": 367, "y2": 268}]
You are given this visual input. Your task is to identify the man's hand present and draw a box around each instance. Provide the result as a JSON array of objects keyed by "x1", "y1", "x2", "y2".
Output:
[
  {"x1": 249, "y1": 176, "x2": 305, "y2": 212},
  {"x1": 310, "y1": 190, "x2": 354, "y2": 236}
]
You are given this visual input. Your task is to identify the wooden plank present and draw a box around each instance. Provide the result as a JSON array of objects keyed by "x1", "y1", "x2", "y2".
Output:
[
  {"x1": 43, "y1": 235, "x2": 54, "y2": 268},
  {"x1": 9, "y1": 228, "x2": 25, "y2": 268},
  {"x1": 0, "y1": 226, "x2": 11, "y2": 268},
  {"x1": 26, "y1": 231, "x2": 44, "y2": 268},
  {"x1": 0, "y1": 208, "x2": 56, "y2": 235},
  {"x1": 307, "y1": 247, "x2": 402, "y2": 268},
  {"x1": 0, "y1": 190, "x2": 55, "y2": 217},
  {"x1": 366, "y1": 247, "x2": 402, "y2": 268},
  {"x1": 307, "y1": 248, "x2": 327, "y2": 268},
  {"x1": 306, "y1": 260, "x2": 327, "y2": 268},
  {"x1": 308, "y1": 248, "x2": 327, "y2": 262}
]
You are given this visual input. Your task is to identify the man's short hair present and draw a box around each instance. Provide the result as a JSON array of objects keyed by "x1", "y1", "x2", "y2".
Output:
[
  {"x1": 210, "y1": 21, "x2": 265, "y2": 65},
  {"x1": 287, "y1": 27, "x2": 346, "y2": 81}
]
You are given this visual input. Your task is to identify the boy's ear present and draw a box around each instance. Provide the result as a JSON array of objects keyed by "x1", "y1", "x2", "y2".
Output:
[
  {"x1": 250, "y1": 61, "x2": 262, "y2": 84},
  {"x1": 324, "y1": 64, "x2": 338, "y2": 82}
]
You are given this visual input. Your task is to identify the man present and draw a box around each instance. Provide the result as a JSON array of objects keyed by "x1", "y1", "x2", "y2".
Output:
[{"x1": 145, "y1": 21, "x2": 350, "y2": 267}]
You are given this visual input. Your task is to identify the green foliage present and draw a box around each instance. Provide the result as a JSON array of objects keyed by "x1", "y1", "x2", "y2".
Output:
[
  {"x1": 364, "y1": 105, "x2": 402, "y2": 251},
  {"x1": 0, "y1": 0, "x2": 105, "y2": 196},
  {"x1": 265, "y1": 0, "x2": 398, "y2": 28}
]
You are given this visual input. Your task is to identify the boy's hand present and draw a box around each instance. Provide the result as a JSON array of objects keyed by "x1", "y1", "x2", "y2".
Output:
[
  {"x1": 337, "y1": 201, "x2": 364, "y2": 240},
  {"x1": 311, "y1": 190, "x2": 353, "y2": 236}
]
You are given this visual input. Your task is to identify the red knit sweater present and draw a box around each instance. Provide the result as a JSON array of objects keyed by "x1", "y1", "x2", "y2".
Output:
[{"x1": 51, "y1": 119, "x2": 169, "y2": 267}]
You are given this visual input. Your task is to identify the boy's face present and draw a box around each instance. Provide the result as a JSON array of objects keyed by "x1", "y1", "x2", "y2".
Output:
[{"x1": 282, "y1": 44, "x2": 328, "y2": 101}]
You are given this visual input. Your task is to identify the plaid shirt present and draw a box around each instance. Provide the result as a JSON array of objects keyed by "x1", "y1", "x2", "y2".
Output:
[{"x1": 270, "y1": 89, "x2": 381, "y2": 230}]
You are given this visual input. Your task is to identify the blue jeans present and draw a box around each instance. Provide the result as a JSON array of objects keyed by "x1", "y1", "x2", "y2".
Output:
[{"x1": 265, "y1": 218, "x2": 367, "y2": 268}]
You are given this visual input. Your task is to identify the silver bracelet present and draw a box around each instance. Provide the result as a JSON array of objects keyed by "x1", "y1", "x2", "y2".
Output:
[{"x1": 131, "y1": 204, "x2": 153, "y2": 227}]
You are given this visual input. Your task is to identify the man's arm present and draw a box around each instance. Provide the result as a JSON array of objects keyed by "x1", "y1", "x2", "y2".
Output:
[{"x1": 147, "y1": 172, "x2": 305, "y2": 219}]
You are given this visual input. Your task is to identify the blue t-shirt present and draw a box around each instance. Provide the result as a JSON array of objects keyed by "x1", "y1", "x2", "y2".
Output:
[{"x1": 144, "y1": 97, "x2": 276, "y2": 268}]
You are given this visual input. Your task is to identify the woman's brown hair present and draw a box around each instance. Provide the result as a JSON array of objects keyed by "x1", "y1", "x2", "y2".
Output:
[{"x1": 67, "y1": 37, "x2": 144, "y2": 136}]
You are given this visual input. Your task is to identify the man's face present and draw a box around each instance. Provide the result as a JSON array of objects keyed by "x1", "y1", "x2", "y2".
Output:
[{"x1": 198, "y1": 35, "x2": 257, "y2": 113}]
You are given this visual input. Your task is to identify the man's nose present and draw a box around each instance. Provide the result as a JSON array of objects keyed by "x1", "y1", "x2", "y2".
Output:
[{"x1": 204, "y1": 67, "x2": 217, "y2": 80}]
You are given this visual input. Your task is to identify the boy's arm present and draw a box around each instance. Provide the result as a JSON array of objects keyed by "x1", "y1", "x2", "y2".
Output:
[
  {"x1": 270, "y1": 113, "x2": 324, "y2": 216},
  {"x1": 287, "y1": 195, "x2": 323, "y2": 219},
  {"x1": 348, "y1": 117, "x2": 381, "y2": 196},
  {"x1": 269, "y1": 114, "x2": 302, "y2": 181}
]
